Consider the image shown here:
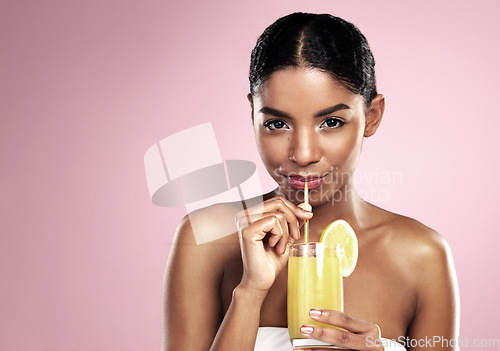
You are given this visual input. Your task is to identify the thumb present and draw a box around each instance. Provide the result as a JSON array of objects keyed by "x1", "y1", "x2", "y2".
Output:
[
  {"x1": 297, "y1": 202, "x2": 312, "y2": 228},
  {"x1": 298, "y1": 202, "x2": 312, "y2": 212}
]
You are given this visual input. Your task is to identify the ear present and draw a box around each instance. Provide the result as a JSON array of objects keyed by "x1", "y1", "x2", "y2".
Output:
[
  {"x1": 247, "y1": 93, "x2": 254, "y2": 121},
  {"x1": 364, "y1": 94, "x2": 385, "y2": 137}
]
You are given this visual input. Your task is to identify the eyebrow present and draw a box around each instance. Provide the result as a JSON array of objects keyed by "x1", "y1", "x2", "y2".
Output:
[
  {"x1": 259, "y1": 103, "x2": 351, "y2": 118},
  {"x1": 314, "y1": 104, "x2": 351, "y2": 117}
]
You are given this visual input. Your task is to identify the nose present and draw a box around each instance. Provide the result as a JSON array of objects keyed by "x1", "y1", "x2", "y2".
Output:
[{"x1": 288, "y1": 128, "x2": 321, "y2": 166}]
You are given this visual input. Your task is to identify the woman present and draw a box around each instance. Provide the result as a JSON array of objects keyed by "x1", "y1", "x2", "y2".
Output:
[{"x1": 162, "y1": 13, "x2": 459, "y2": 351}]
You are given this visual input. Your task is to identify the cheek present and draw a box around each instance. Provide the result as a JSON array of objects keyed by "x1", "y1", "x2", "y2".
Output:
[
  {"x1": 321, "y1": 126, "x2": 363, "y2": 170},
  {"x1": 256, "y1": 133, "x2": 289, "y2": 171}
]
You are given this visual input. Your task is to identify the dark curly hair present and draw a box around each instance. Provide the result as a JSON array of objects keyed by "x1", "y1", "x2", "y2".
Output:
[{"x1": 249, "y1": 13, "x2": 377, "y2": 106}]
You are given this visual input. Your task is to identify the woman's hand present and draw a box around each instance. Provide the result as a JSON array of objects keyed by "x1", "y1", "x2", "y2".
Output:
[
  {"x1": 234, "y1": 196, "x2": 313, "y2": 293},
  {"x1": 299, "y1": 309, "x2": 384, "y2": 351}
]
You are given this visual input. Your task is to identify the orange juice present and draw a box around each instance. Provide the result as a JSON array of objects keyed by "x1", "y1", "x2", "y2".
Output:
[{"x1": 287, "y1": 243, "x2": 343, "y2": 344}]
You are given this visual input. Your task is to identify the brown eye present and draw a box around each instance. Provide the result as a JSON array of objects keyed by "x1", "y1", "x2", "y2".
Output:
[
  {"x1": 321, "y1": 118, "x2": 345, "y2": 129},
  {"x1": 264, "y1": 119, "x2": 289, "y2": 130}
]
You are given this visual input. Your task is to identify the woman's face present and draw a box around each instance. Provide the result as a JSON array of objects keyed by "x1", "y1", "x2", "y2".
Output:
[{"x1": 251, "y1": 66, "x2": 379, "y2": 206}]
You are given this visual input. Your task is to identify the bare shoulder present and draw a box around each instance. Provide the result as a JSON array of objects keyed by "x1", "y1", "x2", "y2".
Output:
[
  {"x1": 365, "y1": 203, "x2": 454, "y2": 276},
  {"x1": 172, "y1": 201, "x2": 243, "y2": 260},
  {"x1": 163, "y1": 201, "x2": 247, "y2": 349},
  {"x1": 364, "y1": 206, "x2": 459, "y2": 337},
  {"x1": 386, "y1": 209, "x2": 449, "y2": 257},
  {"x1": 173, "y1": 194, "x2": 266, "y2": 246}
]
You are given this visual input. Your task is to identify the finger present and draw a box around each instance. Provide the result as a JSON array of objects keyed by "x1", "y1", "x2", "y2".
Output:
[
  {"x1": 272, "y1": 195, "x2": 310, "y2": 215},
  {"x1": 237, "y1": 211, "x2": 295, "y2": 255},
  {"x1": 298, "y1": 202, "x2": 312, "y2": 212},
  {"x1": 236, "y1": 207, "x2": 286, "y2": 239},
  {"x1": 236, "y1": 196, "x2": 311, "y2": 223},
  {"x1": 300, "y1": 324, "x2": 378, "y2": 351},
  {"x1": 297, "y1": 202, "x2": 313, "y2": 230},
  {"x1": 251, "y1": 211, "x2": 290, "y2": 255},
  {"x1": 236, "y1": 213, "x2": 273, "y2": 232},
  {"x1": 268, "y1": 211, "x2": 292, "y2": 254},
  {"x1": 272, "y1": 196, "x2": 313, "y2": 221},
  {"x1": 242, "y1": 196, "x2": 312, "y2": 240},
  {"x1": 240, "y1": 215, "x2": 288, "y2": 257},
  {"x1": 266, "y1": 215, "x2": 284, "y2": 248},
  {"x1": 239, "y1": 212, "x2": 289, "y2": 243},
  {"x1": 308, "y1": 309, "x2": 377, "y2": 334}
]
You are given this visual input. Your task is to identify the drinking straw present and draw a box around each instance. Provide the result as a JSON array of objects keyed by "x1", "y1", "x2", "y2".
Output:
[{"x1": 304, "y1": 181, "x2": 309, "y2": 244}]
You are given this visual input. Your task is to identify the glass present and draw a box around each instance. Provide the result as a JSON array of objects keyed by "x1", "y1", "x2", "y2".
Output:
[{"x1": 287, "y1": 243, "x2": 343, "y2": 349}]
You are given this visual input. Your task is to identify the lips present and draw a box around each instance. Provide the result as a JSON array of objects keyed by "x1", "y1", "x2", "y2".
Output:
[{"x1": 287, "y1": 174, "x2": 327, "y2": 189}]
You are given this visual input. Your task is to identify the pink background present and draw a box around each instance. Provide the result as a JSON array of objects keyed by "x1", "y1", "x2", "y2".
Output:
[{"x1": 1, "y1": 0, "x2": 499, "y2": 350}]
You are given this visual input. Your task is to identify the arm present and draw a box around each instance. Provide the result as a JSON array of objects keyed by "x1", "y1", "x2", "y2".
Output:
[
  {"x1": 209, "y1": 285, "x2": 268, "y2": 350},
  {"x1": 210, "y1": 197, "x2": 312, "y2": 350},
  {"x1": 162, "y1": 216, "x2": 225, "y2": 350},
  {"x1": 162, "y1": 198, "x2": 312, "y2": 351}
]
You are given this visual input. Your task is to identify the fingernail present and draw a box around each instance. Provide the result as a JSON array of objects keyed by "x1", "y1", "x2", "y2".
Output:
[
  {"x1": 302, "y1": 209, "x2": 313, "y2": 217},
  {"x1": 301, "y1": 204, "x2": 312, "y2": 212},
  {"x1": 309, "y1": 309, "x2": 321, "y2": 317},
  {"x1": 300, "y1": 325, "x2": 314, "y2": 335}
]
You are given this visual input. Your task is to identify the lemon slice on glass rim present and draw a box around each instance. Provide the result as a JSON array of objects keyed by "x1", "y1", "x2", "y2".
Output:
[{"x1": 319, "y1": 219, "x2": 358, "y2": 277}]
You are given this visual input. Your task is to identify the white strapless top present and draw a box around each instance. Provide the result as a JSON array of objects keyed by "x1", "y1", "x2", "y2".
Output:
[{"x1": 254, "y1": 327, "x2": 406, "y2": 351}]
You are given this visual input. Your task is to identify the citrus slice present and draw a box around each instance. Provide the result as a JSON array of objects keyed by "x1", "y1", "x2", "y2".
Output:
[{"x1": 319, "y1": 219, "x2": 358, "y2": 277}]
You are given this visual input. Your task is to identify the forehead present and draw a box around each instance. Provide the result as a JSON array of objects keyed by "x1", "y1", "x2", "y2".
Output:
[{"x1": 254, "y1": 67, "x2": 365, "y2": 113}]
